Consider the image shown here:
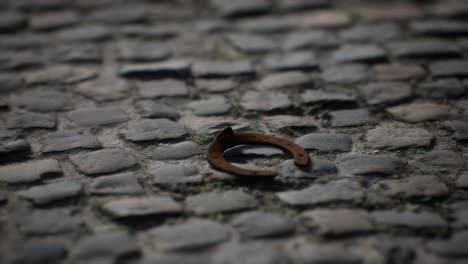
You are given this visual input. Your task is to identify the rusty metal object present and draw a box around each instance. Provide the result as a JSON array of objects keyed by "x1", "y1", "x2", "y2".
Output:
[{"x1": 207, "y1": 127, "x2": 310, "y2": 177}]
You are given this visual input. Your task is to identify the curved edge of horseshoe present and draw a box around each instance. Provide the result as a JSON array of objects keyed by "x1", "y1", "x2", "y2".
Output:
[{"x1": 206, "y1": 127, "x2": 310, "y2": 178}]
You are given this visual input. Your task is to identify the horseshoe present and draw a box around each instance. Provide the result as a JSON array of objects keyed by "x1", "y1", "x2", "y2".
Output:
[{"x1": 207, "y1": 127, "x2": 310, "y2": 177}]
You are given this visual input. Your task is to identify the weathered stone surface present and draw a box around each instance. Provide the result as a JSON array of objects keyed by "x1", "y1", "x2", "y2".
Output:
[
  {"x1": 186, "y1": 190, "x2": 257, "y2": 215},
  {"x1": 137, "y1": 79, "x2": 189, "y2": 98},
  {"x1": 238, "y1": 16, "x2": 292, "y2": 33},
  {"x1": 146, "y1": 142, "x2": 203, "y2": 160},
  {"x1": 372, "y1": 175, "x2": 448, "y2": 199},
  {"x1": 322, "y1": 64, "x2": 369, "y2": 84},
  {"x1": 301, "y1": 90, "x2": 355, "y2": 105},
  {"x1": 388, "y1": 39, "x2": 461, "y2": 58},
  {"x1": 211, "y1": 0, "x2": 271, "y2": 17},
  {"x1": 52, "y1": 44, "x2": 102, "y2": 63},
  {"x1": 277, "y1": 157, "x2": 337, "y2": 178},
  {"x1": 151, "y1": 164, "x2": 203, "y2": 184},
  {"x1": 295, "y1": 133, "x2": 352, "y2": 152},
  {"x1": 337, "y1": 153, "x2": 405, "y2": 177},
  {"x1": 255, "y1": 71, "x2": 313, "y2": 90},
  {"x1": 279, "y1": 0, "x2": 329, "y2": 10},
  {"x1": 232, "y1": 211, "x2": 295, "y2": 238},
  {"x1": 262, "y1": 52, "x2": 318, "y2": 72},
  {"x1": 387, "y1": 103, "x2": 454, "y2": 123},
  {"x1": 410, "y1": 19, "x2": 468, "y2": 36},
  {"x1": 89, "y1": 172, "x2": 144, "y2": 195},
  {"x1": 293, "y1": 10, "x2": 351, "y2": 28},
  {"x1": 39, "y1": 131, "x2": 102, "y2": 153},
  {"x1": 341, "y1": 23, "x2": 400, "y2": 42},
  {"x1": 101, "y1": 196, "x2": 182, "y2": 218},
  {"x1": 117, "y1": 41, "x2": 171, "y2": 62},
  {"x1": 359, "y1": 82, "x2": 412, "y2": 105},
  {"x1": 24, "y1": 65, "x2": 98, "y2": 85},
  {"x1": 120, "y1": 60, "x2": 191, "y2": 78},
  {"x1": 68, "y1": 107, "x2": 128, "y2": 127},
  {"x1": 443, "y1": 121, "x2": 468, "y2": 141},
  {"x1": 373, "y1": 63, "x2": 425, "y2": 81},
  {"x1": 134, "y1": 100, "x2": 180, "y2": 119},
  {"x1": 300, "y1": 209, "x2": 373, "y2": 236},
  {"x1": 332, "y1": 44, "x2": 387, "y2": 63},
  {"x1": 241, "y1": 91, "x2": 292, "y2": 111},
  {"x1": 147, "y1": 219, "x2": 230, "y2": 251},
  {"x1": 89, "y1": 5, "x2": 148, "y2": 24},
  {"x1": 187, "y1": 96, "x2": 230, "y2": 116},
  {"x1": 192, "y1": 60, "x2": 254, "y2": 77},
  {"x1": 0, "y1": 12, "x2": 26, "y2": 32},
  {"x1": 410, "y1": 150, "x2": 464, "y2": 174},
  {"x1": 418, "y1": 78, "x2": 465, "y2": 99},
  {"x1": 124, "y1": 119, "x2": 187, "y2": 142},
  {"x1": 456, "y1": 172, "x2": 468, "y2": 189},
  {"x1": 30, "y1": 10, "x2": 79, "y2": 31},
  {"x1": 196, "y1": 79, "x2": 238, "y2": 93},
  {"x1": 429, "y1": 59, "x2": 468, "y2": 78},
  {"x1": 0, "y1": 130, "x2": 30, "y2": 157},
  {"x1": 57, "y1": 25, "x2": 112, "y2": 42},
  {"x1": 262, "y1": 115, "x2": 318, "y2": 130},
  {"x1": 371, "y1": 210, "x2": 447, "y2": 229},
  {"x1": 283, "y1": 30, "x2": 338, "y2": 50},
  {"x1": 227, "y1": 33, "x2": 276, "y2": 53},
  {"x1": 366, "y1": 127, "x2": 433, "y2": 150},
  {"x1": 141, "y1": 254, "x2": 207, "y2": 264},
  {"x1": 13, "y1": 0, "x2": 66, "y2": 10},
  {"x1": 0, "y1": 33, "x2": 47, "y2": 49},
  {"x1": 13, "y1": 207, "x2": 83, "y2": 234},
  {"x1": 451, "y1": 201, "x2": 468, "y2": 228},
  {"x1": 212, "y1": 244, "x2": 292, "y2": 264},
  {"x1": 70, "y1": 148, "x2": 137, "y2": 175},
  {"x1": 7, "y1": 240, "x2": 66, "y2": 264},
  {"x1": 329, "y1": 108, "x2": 377, "y2": 127},
  {"x1": 72, "y1": 230, "x2": 139, "y2": 260},
  {"x1": 286, "y1": 239, "x2": 362, "y2": 264},
  {"x1": 277, "y1": 179, "x2": 364, "y2": 206},
  {"x1": 75, "y1": 74, "x2": 130, "y2": 102},
  {"x1": 356, "y1": 3, "x2": 424, "y2": 21},
  {"x1": 0, "y1": 159, "x2": 62, "y2": 184},
  {"x1": 0, "y1": 74, "x2": 23, "y2": 93},
  {"x1": 427, "y1": 231, "x2": 468, "y2": 258},
  {"x1": 17, "y1": 181, "x2": 82, "y2": 205},
  {"x1": 5, "y1": 111, "x2": 56, "y2": 129}
]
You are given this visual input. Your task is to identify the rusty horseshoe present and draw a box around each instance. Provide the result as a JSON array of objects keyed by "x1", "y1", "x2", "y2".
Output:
[{"x1": 207, "y1": 127, "x2": 310, "y2": 177}]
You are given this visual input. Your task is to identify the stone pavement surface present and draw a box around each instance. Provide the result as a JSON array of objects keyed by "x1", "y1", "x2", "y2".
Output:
[{"x1": 1, "y1": 0, "x2": 468, "y2": 263}]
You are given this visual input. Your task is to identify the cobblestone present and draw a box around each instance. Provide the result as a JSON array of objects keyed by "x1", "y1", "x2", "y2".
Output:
[
  {"x1": 146, "y1": 219, "x2": 230, "y2": 251},
  {"x1": 70, "y1": 148, "x2": 137, "y2": 175},
  {"x1": 186, "y1": 190, "x2": 258, "y2": 215},
  {"x1": 17, "y1": 181, "x2": 82, "y2": 205},
  {"x1": 2, "y1": 1, "x2": 468, "y2": 263}
]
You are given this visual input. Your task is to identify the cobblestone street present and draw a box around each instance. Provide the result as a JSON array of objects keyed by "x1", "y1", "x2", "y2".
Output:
[{"x1": 1, "y1": 0, "x2": 468, "y2": 263}]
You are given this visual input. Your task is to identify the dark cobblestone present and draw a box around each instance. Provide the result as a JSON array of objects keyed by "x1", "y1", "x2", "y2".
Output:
[
  {"x1": 277, "y1": 157, "x2": 337, "y2": 178},
  {"x1": 39, "y1": 131, "x2": 102, "y2": 153},
  {"x1": 371, "y1": 210, "x2": 447, "y2": 229},
  {"x1": 151, "y1": 164, "x2": 203, "y2": 184},
  {"x1": 429, "y1": 59, "x2": 468, "y2": 78},
  {"x1": 443, "y1": 121, "x2": 468, "y2": 141},
  {"x1": 120, "y1": 60, "x2": 191, "y2": 78},
  {"x1": 427, "y1": 231, "x2": 468, "y2": 258},
  {"x1": 192, "y1": 60, "x2": 254, "y2": 78},
  {"x1": 68, "y1": 106, "x2": 128, "y2": 127},
  {"x1": 146, "y1": 142, "x2": 203, "y2": 160},
  {"x1": 256, "y1": 71, "x2": 312, "y2": 90},
  {"x1": 89, "y1": 172, "x2": 144, "y2": 195},
  {"x1": 101, "y1": 196, "x2": 182, "y2": 219},
  {"x1": 372, "y1": 175, "x2": 449, "y2": 199},
  {"x1": 232, "y1": 211, "x2": 295, "y2": 238},
  {"x1": 17, "y1": 181, "x2": 82, "y2": 205},
  {"x1": 322, "y1": 64, "x2": 369, "y2": 84},
  {"x1": 146, "y1": 218, "x2": 230, "y2": 251},
  {"x1": 277, "y1": 179, "x2": 364, "y2": 206},
  {"x1": 388, "y1": 39, "x2": 461, "y2": 58},
  {"x1": 0, "y1": 159, "x2": 62, "y2": 184},
  {"x1": 387, "y1": 102, "x2": 455, "y2": 123},
  {"x1": 341, "y1": 23, "x2": 400, "y2": 43},
  {"x1": 410, "y1": 150, "x2": 464, "y2": 174},
  {"x1": 0, "y1": 130, "x2": 30, "y2": 157},
  {"x1": 329, "y1": 108, "x2": 377, "y2": 127},
  {"x1": 299, "y1": 208, "x2": 373, "y2": 236},
  {"x1": 6, "y1": 111, "x2": 56, "y2": 129},
  {"x1": 7, "y1": 240, "x2": 66, "y2": 264},
  {"x1": 13, "y1": 207, "x2": 83, "y2": 234},
  {"x1": 70, "y1": 148, "x2": 137, "y2": 175},
  {"x1": 212, "y1": 244, "x2": 292, "y2": 264},
  {"x1": 337, "y1": 153, "x2": 405, "y2": 177},
  {"x1": 241, "y1": 91, "x2": 292, "y2": 112},
  {"x1": 286, "y1": 239, "x2": 362, "y2": 264},
  {"x1": 366, "y1": 127, "x2": 433, "y2": 150},
  {"x1": 359, "y1": 82, "x2": 412, "y2": 106},
  {"x1": 295, "y1": 133, "x2": 352, "y2": 152},
  {"x1": 373, "y1": 63, "x2": 426, "y2": 81},
  {"x1": 134, "y1": 100, "x2": 180, "y2": 119},
  {"x1": 71, "y1": 230, "x2": 139, "y2": 260},
  {"x1": 186, "y1": 190, "x2": 258, "y2": 215},
  {"x1": 283, "y1": 30, "x2": 338, "y2": 50},
  {"x1": 124, "y1": 119, "x2": 187, "y2": 142},
  {"x1": 418, "y1": 78, "x2": 465, "y2": 99},
  {"x1": 331, "y1": 44, "x2": 387, "y2": 63}
]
